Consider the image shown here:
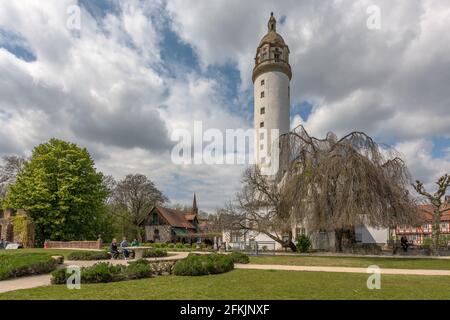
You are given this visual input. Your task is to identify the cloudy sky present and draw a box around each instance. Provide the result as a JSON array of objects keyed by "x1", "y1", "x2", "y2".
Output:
[{"x1": 0, "y1": 0, "x2": 449, "y2": 211}]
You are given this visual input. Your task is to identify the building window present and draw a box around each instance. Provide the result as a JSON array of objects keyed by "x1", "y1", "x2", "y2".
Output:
[
  {"x1": 260, "y1": 122, "x2": 264, "y2": 128},
  {"x1": 260, "y1": 91, "x2": 265, "y2": 98},
  {"x1": 261, "y1": 79, "x2": 265, "y2": 86},
  {"x1": 259, "y1": 132, "x2": 264, "y2": 140},
  {"x1": 151, "y1": 213, "x2": 159, "y2": 225},
  {"x1": 260, "y1": 107, "x2": 265, "y2": 115},
  {"x1": 260, "y1": 144, "x2": 264, "y2": 150},
  {"x1": 274, "y1": 53, "x2": 280, "y2": 60}
]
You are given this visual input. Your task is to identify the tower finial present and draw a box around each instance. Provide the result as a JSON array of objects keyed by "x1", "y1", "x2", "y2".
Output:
[
  {"x1": 268, "y1": 12, "x2": 276, "y2": 32},
  {"x1": 192, "y1": 193, "x2": 198, "y2": 214}
]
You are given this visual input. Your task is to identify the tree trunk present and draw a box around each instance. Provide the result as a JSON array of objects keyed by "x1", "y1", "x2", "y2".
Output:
[
  {"x1": 334, "y1": 228, "x2": 356, "y2": 252},
  {"x1": 431, "y1": 209, "x2": 441, "y2": 256},
  {"x1": 335, "y1": 229, "x2": 343, "y2": 252}
]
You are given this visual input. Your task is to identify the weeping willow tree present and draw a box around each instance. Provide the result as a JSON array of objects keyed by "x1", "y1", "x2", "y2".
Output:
[{"x1": 231, "y1": 125, "x2": 418, "y2": 252}]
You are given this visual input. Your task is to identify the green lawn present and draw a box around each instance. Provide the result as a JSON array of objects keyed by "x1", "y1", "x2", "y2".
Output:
[
  {"x1": 249, "y1": 255, "x2": 450, "y2": 270},
  {"x1": 1, "y1": 269, "x2": 450, "y2": 300},
  {"x1": 0, "y1": 248, "x2": 96, "y2": 259},
  {"x1": 0, "y1": 253, "x2": 57, "y2": 280}
]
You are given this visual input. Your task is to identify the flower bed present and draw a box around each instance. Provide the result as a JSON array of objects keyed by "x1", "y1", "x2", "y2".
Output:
[
  {"x1": 51, "y1": 260, "x2": 176, "y2": 284},
  {"x1": 0, "y1": 253, "x2": 59, "y2": 280},
  {"x1": 173, "y1": 253, "x2": 234, "y2": 276}
]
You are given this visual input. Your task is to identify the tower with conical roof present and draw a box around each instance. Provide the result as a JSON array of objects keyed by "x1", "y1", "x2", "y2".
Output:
[
  {"x1": 192, "y1": 193, "x2": 198, "y2": 214},
  {"x1": 253, "y1": 13, "x2": 291, "y2": 168}
]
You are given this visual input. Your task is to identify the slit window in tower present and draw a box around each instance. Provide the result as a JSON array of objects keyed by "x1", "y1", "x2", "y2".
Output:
[
  {"x1": 260, "y1": 107, "x2": 265, "y2": 115},
  {"x1": 261, "y1": 79, "x2": 265, "y2": 86},
  {"x1": 260, "y1": 122, "x2": 264, "y2": 128},
  {"x1": 261, "y1": 91, "x2": 265, "y2": 98}
]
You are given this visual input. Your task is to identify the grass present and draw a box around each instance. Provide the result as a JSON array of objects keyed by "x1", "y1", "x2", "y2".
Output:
[
  {"x1": 1, "y1": 269, "x2": 450, "y2": 300},
  {"x1": 0, "y1": 248, "x2": 110, "y2": 259},
  {"x1": 249, "y1": 255, "x2": 450, "y2": 270},
  {"x1": 0, "y1": 253, "x2": 58, "y2": 280}
]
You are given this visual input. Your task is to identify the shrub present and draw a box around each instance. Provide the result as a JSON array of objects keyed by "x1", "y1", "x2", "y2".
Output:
[
  {"x1": 175, "y1": 243, "x2": 184, "y2": 249},
  {"x1": 0, "y1": 253, "x2": 58, "y2": 280},
  {"x1": 167, "y1": 243, "x2": 175, "y2": 248},
  {"x1": 296, "y1": 235, "x2": 312, "y2": 253},
  {"x1": 67, "y1": 251, "x2": 110, "y2": 261},
  {"x1": 229, "y1": 252, "x2": 250, "y2": 264},
  {"x1": 126, "y1": 260, "x2": 153, "y2": 279},
  {"x1": 81, "y1": 262, "x2": 125, "y2": 283},
  {"x1": 173, "y1": 254, "x2": 234, "y2": 276},
  {"x1": 422, "y1": 237, "x2": 432, "y2": 248},
  {"x1": 51, "y1": 268, "x2": 68, "y2": 285},
  {"x1": 184, "y1": 243, "x2": 192, "y2": 249},
  {"x1": 143, "y1": 249, "x2": 168, "y2": 258}
]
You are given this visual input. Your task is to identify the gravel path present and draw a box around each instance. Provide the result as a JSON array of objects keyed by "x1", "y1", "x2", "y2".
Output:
[
  {"x1": 0, "y1": 251, "x2": 189, "y2": 294},
  {"x1": 3, "y1": 252, "x2": 450, "y2": 294},
  {"x1": 234, "y1": 263, "x2": 450, "y2": 276}
]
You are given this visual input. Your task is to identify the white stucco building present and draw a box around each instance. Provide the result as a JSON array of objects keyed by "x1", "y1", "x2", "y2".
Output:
[
  {"x1": 253, "y1": 12, "x2": 291, "y2": 169},
  {"x1": 223, "y1": 13, "x2": 389, "y2": 252}
]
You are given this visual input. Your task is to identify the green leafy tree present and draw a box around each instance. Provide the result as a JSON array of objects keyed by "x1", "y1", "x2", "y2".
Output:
[{"x1": 5, "y1": 139, "x2": 109, "y2": 245}]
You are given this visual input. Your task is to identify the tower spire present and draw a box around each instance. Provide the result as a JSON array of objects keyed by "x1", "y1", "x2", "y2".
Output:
[
  {"x1": 192, "y1": 193, "x2": 198, "y2": 214},
  {"x1": 268, "y1": 12, "x2": 276, "y2": 32}
]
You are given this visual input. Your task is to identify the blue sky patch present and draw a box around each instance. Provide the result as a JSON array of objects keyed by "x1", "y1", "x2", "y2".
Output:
[{"x1": 0, "y1": 29, "x2": 36, "y2": 62}]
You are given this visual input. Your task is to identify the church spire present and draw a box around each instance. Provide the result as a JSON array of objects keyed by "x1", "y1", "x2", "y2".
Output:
[
  {"x1": 268, "y1": 12, "x2": 276, "y2": 32},
  {"x1": 192, "y1": 193, "x2": 198, "y2": 214}
]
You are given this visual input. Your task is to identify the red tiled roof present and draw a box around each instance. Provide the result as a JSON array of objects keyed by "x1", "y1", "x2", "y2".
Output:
[
  {"x1": 418, "y1": 204, "x2": 450, "y2": 222},
  {"x1": 184, "y1": 214, "x2": 197, "y2": 221},
  {"x1": 154, "y1": 207, "x2": 196, "y2": 229}
]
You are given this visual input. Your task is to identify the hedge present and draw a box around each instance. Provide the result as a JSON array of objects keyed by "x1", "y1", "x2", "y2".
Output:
[
  {"x1": 0, "y1": 253, "x2": 59, "y2": 280},
  {"x1": 51, "y1": 260, "x2": 176, "y2": 284},
  {"x1": 229, "y1": 252, "x2": 250, "y2": 264},
  {"x1": 143, "y1": 249, "x2": 168, "y2": 258},
  {"x1": 67, "y1": 251, "x2": 110, "y2": 261},
  {"x1": 173, "y1": 254, "x2": 234, "y2": 276}
]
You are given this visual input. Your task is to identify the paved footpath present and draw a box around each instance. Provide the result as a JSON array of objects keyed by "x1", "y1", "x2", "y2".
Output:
[
  {"x1": 0, "y1": 252, "x2": 189, "y2": 294},
  {"x1": 234, "y1": 263, "x2": 450, "y2": 276},
  {"x1": 3, "y1": 253, "x2": 450, "y2": 294}
]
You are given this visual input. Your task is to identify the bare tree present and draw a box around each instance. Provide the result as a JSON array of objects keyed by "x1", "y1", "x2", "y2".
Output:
[
  {"x1": 229, "y1": 126, "x2": 417, "y2": 252},
  {"x1": 413, "y1": 174, "x2": 450, "y2": 255},
  {"x1": 0, "y1": 155, "x2": 27, "y2": 203},
  {"x1": 111, "y1": 174, "x2": 168, "y2": 238}
]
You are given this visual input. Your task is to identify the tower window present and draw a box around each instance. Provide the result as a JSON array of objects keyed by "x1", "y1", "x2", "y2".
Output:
[
  {"x1": 260, "y1": 144, "x2": 264, "y2": 150},
  {"x1": 260, "y1": 91, "x2": 265, "y2": 98},
  {"x1": 260, "y1": 107, "x2": 265, "y2": 115},
  {"x1": 260, "y1": 122, "x2": 264, "y2": 128},
  {"x1": 260, "y1": 132, "x2": 264, "y2": 140},
  {"x1": 275, "y1": 53, "x2": 280, "y2": 60},
  {"x1": 261, "y1": 79, "x2": 265, "y2": 86}
]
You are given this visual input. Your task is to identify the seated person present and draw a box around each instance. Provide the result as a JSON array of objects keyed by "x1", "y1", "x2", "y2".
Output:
[
  {"x1": 131, "y1": 238, "x2": 140, "y2": 247},
  {"x1": 120, "y1": 237, "x2": 129, "y2": 259},
  {"x1": 110, "y1": 238, "x2": 119, "y2": 259}
]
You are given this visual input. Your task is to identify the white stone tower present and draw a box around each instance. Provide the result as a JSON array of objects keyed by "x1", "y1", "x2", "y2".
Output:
[{"x1": 253, "y1": 13, "x2": 291, "y2": 169}]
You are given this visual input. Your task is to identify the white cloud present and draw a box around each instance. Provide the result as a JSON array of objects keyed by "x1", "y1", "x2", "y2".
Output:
[{"x1": 0, "y1": 1, "x2": 449, "y2": 210}]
